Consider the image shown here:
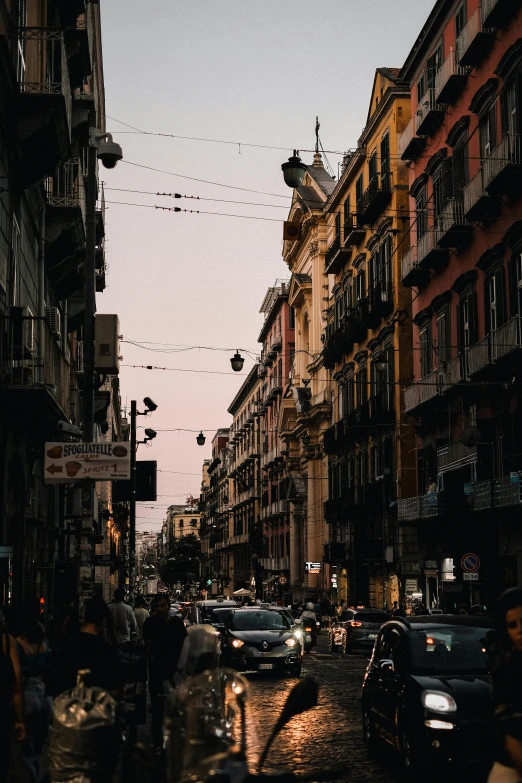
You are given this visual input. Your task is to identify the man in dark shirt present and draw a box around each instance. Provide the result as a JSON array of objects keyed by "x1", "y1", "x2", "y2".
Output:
[
  {"x1": 143, "y1": 594, "x2": 187, "y2": 751},
  {"x1": 48, "y1": 598, "x2": 123, "y2": 698}
]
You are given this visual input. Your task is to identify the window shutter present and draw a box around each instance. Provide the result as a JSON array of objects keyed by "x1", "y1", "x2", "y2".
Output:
[
  {"x1": 456, "y1": 301, "x2": 463, "y2": 351},
  {"x1": 508, "y1": 253, "x2": 520, "y2": 317},
  {"x1": 496, "y1": 267, "x2": 506, "y2": 326},
  {"x1": 484, "y1": 278, "x2": 491, "y2": 334},
  {"x1": 442, "y1": 158, "x2": 454, "y2": 205}
]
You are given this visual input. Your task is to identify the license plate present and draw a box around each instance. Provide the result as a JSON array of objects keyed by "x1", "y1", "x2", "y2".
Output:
[
  {"x1": 368, "y1": 634, "x2": 377, "y2": 639},
  {"x1": 259, "y1": 663, "x2": 274, "y2": 670}
]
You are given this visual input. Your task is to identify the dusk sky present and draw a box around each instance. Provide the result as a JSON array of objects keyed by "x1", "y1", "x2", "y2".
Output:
[{"x1": 98, "y1": 0, "x2": 434, "y2": 532}]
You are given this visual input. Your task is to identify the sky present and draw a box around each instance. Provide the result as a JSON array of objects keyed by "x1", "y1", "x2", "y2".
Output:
[{"x1": 98, "y1": 0, "x2": 434, "y2": 532}]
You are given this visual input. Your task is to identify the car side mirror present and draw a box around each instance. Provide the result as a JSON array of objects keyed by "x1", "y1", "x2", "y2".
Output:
[{"x1": 379, "y1": 658, "x2": 394, "y2": 674}]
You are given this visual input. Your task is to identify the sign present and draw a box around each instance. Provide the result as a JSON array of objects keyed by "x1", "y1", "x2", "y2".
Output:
[
  {"x1": 305, "y1": 562, "x2": 322, "y2": 574},
  {"x1": 510, "y1": 472, "x2": 520, "y2": 484},
  {"x1": 464, "y1": 572, "x2": 479, "y2": 581},
  {"x1": 0, "y1": 546, "x2": 13, "y2": 558},
  {"x1": 463, "y1": 483, "x2": 473, "y2": 496},
  {"x1": 461, "y1": 553, "x2": 480, "y2": 572},
  {"x1": 425, "y1": 560, "x2": 438, "y2": 570},
  {"x1": 278, "y1": 575, "x2": 288, "y2": 585},
  {"x1": 405, "y1": 579, "x2": 418, "y2": 594},
  {"x1": 44, "y1": 442, "x2": 131, "y2": 483}
]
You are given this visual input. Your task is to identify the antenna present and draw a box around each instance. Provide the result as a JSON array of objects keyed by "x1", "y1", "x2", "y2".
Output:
[{"x1": 315, "y1": 116, "x2": 320, "y2": 154}]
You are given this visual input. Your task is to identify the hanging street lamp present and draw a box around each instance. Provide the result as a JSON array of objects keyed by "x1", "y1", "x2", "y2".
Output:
[
  {"x1": 196, "y1": 431, "x2": 206, "y2": 446},
  {"x1": 281, "y1": 150, "x2": 307, "y2": 189},
  {"x1": 230, "y1": 351, "x2": 245, "y2": 372}
]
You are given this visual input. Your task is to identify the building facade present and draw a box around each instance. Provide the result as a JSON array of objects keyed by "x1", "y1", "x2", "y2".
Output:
[
  {"x1": 399, "y1": 0, "x2": 522, "y2": 609},
  {"x1": 322, "y1": 68, "x2": 415, "y2": 608},
  {"x1": 199, "y1": 429, "x2": 231, "y2": 595}
]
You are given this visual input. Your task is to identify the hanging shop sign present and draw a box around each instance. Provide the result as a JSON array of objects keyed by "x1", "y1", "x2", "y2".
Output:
[
  {"x1": 44, "y1": 442, "x2": 131, "y2": 483},
  {"x1": 305, "y1": 562, "x2": 322, "y2": 574}
]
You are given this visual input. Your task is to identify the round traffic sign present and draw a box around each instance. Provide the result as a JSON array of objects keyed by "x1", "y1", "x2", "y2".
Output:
[
  {"x1": 278, "y1": 575, "x2": 288, "y2": 585},
  {"x1": 461, "y1": 553, "x2": 480, "y2": 572}
]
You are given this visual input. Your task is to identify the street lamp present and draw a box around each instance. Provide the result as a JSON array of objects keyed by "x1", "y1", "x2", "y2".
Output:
[
  {"x1": 281, "y1": 151, "x2": 307, "y2": 189},
  {"x1": 301, "y1": 433, "x2": 311, "y2": 446},
  {"x1": 372, "y1": 351, "x2": 388, "y2": 372},
  {"x1": 230, "y1": 351, "x2": 244, "y2": 372},
  {"x1": 196, "y1": 431, "x2": 206, "y2": 446}
]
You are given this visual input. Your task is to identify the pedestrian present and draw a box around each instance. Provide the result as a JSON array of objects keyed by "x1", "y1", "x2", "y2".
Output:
[
  {"x1": 335, "y1": 602, "x2": 342, "y2": 618},
  {"x1": 12, "y1": 601, "x2": 51, "y2": 783},
  {"x1": 488, "y1": 588, "x2": 522, "y2": 782},
  {"x1": 0, "y1": 608, "x2": 25, "y2": 783},
  {"x1": 134, "y1": 596, "x2": 150, "y2": 640},
  {"x1": 47, "y1": 597, "x2": 123, "y2": 699},
  {"x1": 427, "y1": 476, "x2": 437, "y2": 494},
  {"x1": 107, "y1": 587, "x2": 137, "y2": 644},
  {"x1": 300, "y1": 603, "x2": 318, "y2": 649},
  {"x1": 143, "y1": 594, "x2": 187, "y2": 753}
]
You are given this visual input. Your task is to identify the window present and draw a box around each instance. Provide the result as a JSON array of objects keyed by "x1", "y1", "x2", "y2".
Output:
[
  {"x1": 458, "y1": 289, "x2": 477, "y2": 353},
  {"x1": 380, "y1": 236, "x2": 391, "y2": 293},
  {"x1": 416, "y1": 186, "x2": 428, "y2": 238},
  {"x1": 419, "y1": 324, "x2": 432, "y2": 377},
  {"x1": 356, "y1": 366, "x2": 368, "y2": 407},
  {"x1": 16, "y1": 0, "x2": 27, "y2": 84},
  {"x1": 453, "y1": 140, "x2": 468, "y2": 193},
  {"x1": 427, "y1": 44, "x2": 443, "y2": 89},
  {"x1": 289, "y1": 307, "x2": 295, "y2": 329},
  {"x1": 433, "y1": 159, "x2": 453, "y2": 220},
  {"x1": 517, "y1": 254, "x2": 522, "y2": 315},
  {"x1": 179, "y1": 519, "x2": 184, "y2": 527},
  {"x1": 190, "y1": 519, "x2": 198, "y2": 527},
  {"x1": 357, "y1": 450, "x2": 367, "y2": 485},
  {"x1": 369, "y1": 252, "x2": 378, "y2": 290},
  {"x1": 436, "y1": 309, "x2": 450, "y2": 364},
  {"x1": 417, "y1": 73, "x2": 427, "y2": 104},
  {"x1": 485, "y1": 268, "x2": 505, "y2": 333},
  {"x1": 380, "y1": 135, "x2": 390, "y2": 185},
  {"x1": 355, "y1": 271, "x2": 365, "y2": 301},
  {"x1": 502, "y1": 79, "x2": 519, "y2": 137},
  {"x1": 343, "y1": 197, "x2": 351, "y2": 232},
  {"x1": 344, "y1": 376, "x2": 355, "y2": 416},
  {"x1": 371, "y1": 443, "x2": 381, "y2": 478},
  {"x1": 335, "y1": 211, "x2": 341, "y2": 239},
  {"x1": 455, "y1": 3, "x2": 466, "y2": 39},
  {"x1": 369, "y1": 151, "x2": 378, "y2": 184},
  {"x1": 356, "y1": 174, "x2": 364, "y2": 205},
  {"x1": 479, "y1": 105, "x2": 496, "y2": 161}
]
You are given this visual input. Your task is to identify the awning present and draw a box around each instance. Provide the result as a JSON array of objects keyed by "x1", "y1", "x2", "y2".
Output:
[{"x1": 262, "y1": 574, "x2": 278, "y2": 586}]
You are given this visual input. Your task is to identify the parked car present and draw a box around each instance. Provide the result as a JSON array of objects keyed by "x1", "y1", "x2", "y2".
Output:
[
  {"x1": 222, "y1": 607, "x2": 302, "y2": 676},
  {"x1": 361, "y1": 615, "x2": 495, "y2": 776},
  {"x1": 329, "y1": 608, "x2": 389, "y2": 653}
]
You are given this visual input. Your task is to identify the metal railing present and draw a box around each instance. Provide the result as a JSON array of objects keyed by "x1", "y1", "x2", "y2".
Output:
[
  {"x1": 496, "y1": 475, "x2": 522, "y2": 507},
  {"x1": 483, "y1": 134, "x2": 522, "y2": 191},
  {"x1": 356, "y1": 173, "x2": 391, "y2": 217},
  {"x1": 416, "y1": 87, "x2": 444, "y2": 133},
  {"x1": 457, "y1": 8, "x2": 482, "y2": 61},
  {"x1": 397, "y1": 493, "x2": 445, "y2": 521},
  {"x1": 417, "y1": 229, "x2": 438, "y2": 264},
  {"x1": 437, "y1": 441, "x2": 477, "y2": 472},
  {"x1": 270, "y1": 331, "x2": 282, "y2": 351},
  {"x1": 465, "y1": 335, "x2": 490, "y2": 377},
  {"x1": 473, "y1": 479, "x2": 493, "y2": 510},
  {"x1": 491, "y1": 317, "x2": 522, "y2": 361},
  {"x1": 435, "y1": 51, "x2": 467, "y2": 102},
  {"x1": 463, "y1": 167, "x2": 485, "y2": 216},
  {"x1": 45, "y1": 157, "x2": 86, "y2": 224},
  {"x1": 441, "y1": 354, "x2": 462, "y2": 388},
  {"x1": 398, "y1": 118, "x2": 415, "y2": 158},
  {"x1": 16, "y1": 28, "x2": 72, "y2": 134},
  {"x1": 400, "y1": 245, "x2": 418, "y2": 282},
  {"x1": 403, "y1": 368, "x2": 440, "y2": 412},
  {"x1": 436, "y1": 197, "x2": 466, "y2": 238}
]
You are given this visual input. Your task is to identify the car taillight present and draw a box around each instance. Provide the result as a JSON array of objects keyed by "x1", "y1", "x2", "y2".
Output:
[
  {"x1": 350, "y1": 621, "x2": 363, "y2": 627},
  {"x1": 305, "y1": 626, "x2": 313, "y2": 632}
]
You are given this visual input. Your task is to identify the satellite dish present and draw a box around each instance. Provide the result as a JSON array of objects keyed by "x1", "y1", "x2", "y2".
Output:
[{"x1": 460, "y1": 426, "x2": 482, "y2": 448}]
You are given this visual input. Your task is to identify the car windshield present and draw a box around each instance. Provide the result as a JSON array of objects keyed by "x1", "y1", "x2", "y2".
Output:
[
  {"x1": 208, "y1": 608, "x2": 234, "y2": 624},
  {"x1": 409, "y1": 626, "x2": 490, "y2": 674},
  {"x1": 355, "y1": 613, "x2": 389, "y2": 623},
  {"x1": 230, "y1": 611, "x2": 291, "y2": 631}
]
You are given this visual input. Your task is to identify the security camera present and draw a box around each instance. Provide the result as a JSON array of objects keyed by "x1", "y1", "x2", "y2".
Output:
[
  {"x1": 56, "y1": 420, "x2": 82, "y2": 437},
  {"x1": 97, "y1": 135, "x2": 123, "y2": 169},
  {"x1": 143, "y1": 397, "x2": 158, "y2": 412},
  {"x1": 144, "y1": 428, "x2": 157, "y2": 440}
]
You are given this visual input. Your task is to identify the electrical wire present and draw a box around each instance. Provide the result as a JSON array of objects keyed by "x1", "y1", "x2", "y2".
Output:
[{"x1": 121, "y1": 364, "x2": 246, "y2": 376}]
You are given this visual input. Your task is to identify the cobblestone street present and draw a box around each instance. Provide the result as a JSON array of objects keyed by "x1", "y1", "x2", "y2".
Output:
[{"x1": 245, "y1": 634, "x2": 403, "y2": 782}]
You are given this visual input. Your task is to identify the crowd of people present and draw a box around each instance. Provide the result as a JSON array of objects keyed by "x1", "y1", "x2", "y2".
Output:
[{"x1": 0, "y1": 590, "x2": 187, "y2": 783}]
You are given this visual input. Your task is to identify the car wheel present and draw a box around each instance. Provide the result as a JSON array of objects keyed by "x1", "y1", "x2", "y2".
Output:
[
  {"x1": 362, "y1": 706, "x2": 378, "y2": 752},
  {"x1": 342, "y1": 635, "x2": 352, "y2": 655}
]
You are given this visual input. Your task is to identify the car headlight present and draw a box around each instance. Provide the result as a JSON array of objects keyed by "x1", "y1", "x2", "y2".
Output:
[
  {"x1": 285, "y1": 637, "x2": 298, "y2": 647},
  {"x1": 231, "y1": 638, "x2": 244, "y2": 649},
  {"x1": 422, "y1": 691, "x2": 457, "y2": 713},
  {"x1": 294, "y1": 630, "x2": 303, "y2": 638}
]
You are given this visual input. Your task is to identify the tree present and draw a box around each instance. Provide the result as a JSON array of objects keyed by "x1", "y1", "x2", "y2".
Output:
[{"x1": 159, "y1": 533, "x2": 202, "y2": 585}]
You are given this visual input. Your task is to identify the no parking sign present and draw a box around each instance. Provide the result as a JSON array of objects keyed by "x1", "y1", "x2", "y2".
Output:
[{"x1": 461, "y1": 553, "x2": 480, "y2": 572}]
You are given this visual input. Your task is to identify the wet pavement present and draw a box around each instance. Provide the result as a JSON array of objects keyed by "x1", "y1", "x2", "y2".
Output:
[{"x1": 245, "y1": 633, "x2": 403, "y2": 782}]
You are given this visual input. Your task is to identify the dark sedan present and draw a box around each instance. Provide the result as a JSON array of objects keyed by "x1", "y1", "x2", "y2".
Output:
[
  {"x1": 329, "y1": 608, "x2": 389, "y2": 653},
  {"x1": 361, "y1": 615, "x2": 495, "y2": 776},
  {"x1": 222, "y1": 608, "x2": 302, "y2": 676}
]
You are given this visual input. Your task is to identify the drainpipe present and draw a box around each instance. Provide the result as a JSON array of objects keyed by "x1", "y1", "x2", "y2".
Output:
[{"x1": 38, "y1": 206, "x2": 45, "y2": 384}]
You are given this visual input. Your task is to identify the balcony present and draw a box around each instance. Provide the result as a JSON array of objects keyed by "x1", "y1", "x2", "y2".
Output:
[
  {"x1": 416, "y1": 230, "x2": 448, "y2": 272},
  {"x1": 45, "y1": 157, "x2": 86, "y2": 270},
  {"x1": 441, "y1": 354, "x2": 463, "y2": 388},
  {"x1": 356, "y1": 174, "x2": 392, "y2": 225},
  {"x1": 343, "y1": 216, "x2": 366, "y2": 246},
  {"x1": 270, "y1": 331, "x2": 282, "y2": 351},
  {"x1": 268, "y1": 375, "x2": 283, "y2": 397},
  {"x1": 490, "y1": 317, "x2": 522, "y2": 362},
  {"x1": 260, "y1": 556, "x2": 290, "y2": 571},
  {"x1": 434, "y1": 52, "x2": 467, "y2": 105},
  {"x1": 415, "y1": 87, "x2": 445, "y2": 136},
  {"x1": 397, "y1": 492, "x2": 446, "y2": 522},
  {"x1": 436, "y1": 198, "x2": 473, "y2": 249},
  {"x1": 437, "y1": 441, "x2": 477, "y2": 473},
  {"x1": 64, "y1": 14, "x2": 92, "y2": 90},
  {"x1": 15, "y1": 28, "x2": 72, "y2": 187},
  {"x1": 482, "y1": 0, "x2": 521, "y2": 28},
  {"x1": 483, "y1": 134, "x2": 522, "y2": 197},
  {"x1": 399, "y1": 118, "x2": 427, "y2": 162},
  {"x1": 400, "y1": 246, "x2": 430, "y2": 288},
  {"x1": 325, "y1": 233, "x2": 352, "y2": 275},
  {"x1": 474, "y1": 475, "x2": 522, "y2": 509},
  {"x1": 473, "y1": 479, "x2": 493, "y2": 510},
  {"x1": 457, "y1": 8, "x2": 495, "y2": 67},
  {"x1": 463, "y1": 167, "x2": 503, "y2": 221},
  {"x1": 403, "y1": 368, "x2": 441, "y2": 413},
  {"x1": 465, "y1": 335, "x2": 490, "y2": 377}
]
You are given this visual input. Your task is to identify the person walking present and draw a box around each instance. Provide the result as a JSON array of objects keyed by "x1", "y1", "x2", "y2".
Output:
[
  {"x1": 47, "y1": 598, "x2": 123, "y2": 699},
  {"x1": 107, "y1": 588, "x2": 137, "y2": 644},
  {"x1": 488, "y1": 588, "x2": 522, "y2": 782},
  {"x1": 143, "y1": 594, "x2": 187, "y2": 753},
  {"x1": 0, "y1": 608, "x2": 25, "y2": 783},
  {"x1": 134, "y1": 596, "x2": 149, "y2": 641}
]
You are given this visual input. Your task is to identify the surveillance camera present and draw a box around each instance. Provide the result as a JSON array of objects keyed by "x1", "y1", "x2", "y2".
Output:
[
  {"x1": 143, "y1": 397, "x2": 158, "y2": 412},
  {"x1": 56, "y1": 420, "x2": 82, "y2": 437},
  {"x1": 97, "y1": 137, "x2": 123, "y2": 169},
  {"x1": 144, "y1": 428, "x2": 157, "y2": 440}
]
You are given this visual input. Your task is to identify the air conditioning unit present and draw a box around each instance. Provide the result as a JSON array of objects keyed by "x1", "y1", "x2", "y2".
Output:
[
  {"x1": 10, "y1": 306, "x2": 34, "y2": 359},
  {"x1": 45, "y1": 306, "x2": 61, "y2": 337}
]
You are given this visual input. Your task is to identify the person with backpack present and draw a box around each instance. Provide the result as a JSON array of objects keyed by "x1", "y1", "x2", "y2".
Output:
[{"x1": 0, "y1": 608, "x2": 25, "y2": 783}]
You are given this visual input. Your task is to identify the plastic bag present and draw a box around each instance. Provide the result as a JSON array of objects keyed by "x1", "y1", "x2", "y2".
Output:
[{"x1": 48, "y1": 683, "x2": 120, "y2": 782}]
